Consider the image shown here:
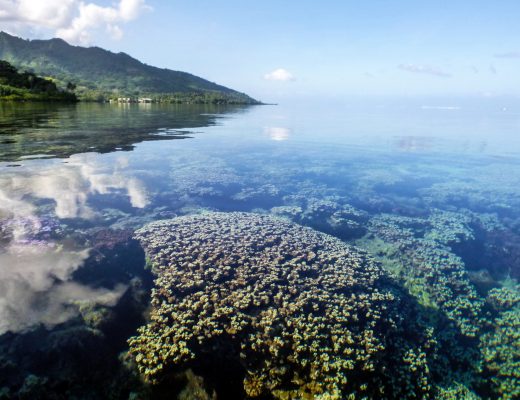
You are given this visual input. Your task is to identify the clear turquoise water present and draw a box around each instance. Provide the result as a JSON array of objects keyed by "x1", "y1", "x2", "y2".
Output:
[{"x1": 0, "y1": 100, "x2": 519, "y2": 398}]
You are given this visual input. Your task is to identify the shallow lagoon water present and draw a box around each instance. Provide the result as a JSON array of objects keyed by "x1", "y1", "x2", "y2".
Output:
[{"x1": 0, "y1": 100, "x2": 519, "y2": 399}]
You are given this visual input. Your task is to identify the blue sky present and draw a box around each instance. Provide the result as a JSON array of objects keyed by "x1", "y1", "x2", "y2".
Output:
[{"x1": 2, "y1": 0, "x2": 520, "y2": 101}]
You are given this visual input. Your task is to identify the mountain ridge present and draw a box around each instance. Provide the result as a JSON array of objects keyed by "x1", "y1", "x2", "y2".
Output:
[{"x1": 0, "y1": 32, "x2": 260, "y2": 104}]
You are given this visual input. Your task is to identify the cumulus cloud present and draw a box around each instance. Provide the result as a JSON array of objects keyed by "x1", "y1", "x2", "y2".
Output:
[
  {"x1": 0, "y1": 0, "x2": 151, "y2": 45},
  {"x1": 398, "y1": 63, "x2": 452, "y2": 78},
  {"x1": 494, "y1": 51, "x2": 520, "y2": 59},
  {"x1": 0, "y1": 0, "x2": 72, "y2": 29},
  {"x1": 264, "y1": 68, "x2": 295, "y2": 81}
]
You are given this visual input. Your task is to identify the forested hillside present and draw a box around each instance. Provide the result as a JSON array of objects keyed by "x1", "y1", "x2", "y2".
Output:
[
  {"x1": 0, "y1": 32, "x2": 259, "y2": 104},
  {"x1": 0, "y1": 60, "x2": 76, "y2": 101}
]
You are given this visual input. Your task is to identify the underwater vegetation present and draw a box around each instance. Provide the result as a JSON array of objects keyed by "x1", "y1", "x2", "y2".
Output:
[{"x1": 129, "y1": 212, "x2": 437, "y2": 399}]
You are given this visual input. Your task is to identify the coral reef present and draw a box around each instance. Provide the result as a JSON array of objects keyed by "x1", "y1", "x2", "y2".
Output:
[
  {"x1": 232, "y1": 184, "x2": 280, "y2": 202},
  {"x1": 418, "y1": 162, "x2": 520, "y2": 214},
  {"x1": 271, "y1": 195, "x2": 368, "y2": 239},
  {"x1": 479, "y1": 284, "x2": 520, "y2": 399},
  {"x1": 355, "y1": 204, "x2": 520, "y2": 399},
  {"x1": 169, "y1": 154, "x2": 244, "y2": 198},
  {"x1": 474, "y1": 226, "x2": 520, "y2": 281},
  {"x1": 433, "y1": 382, "x2": 481, "y2": 399},
  {"x1": 425, "y1": 210, "x2": 474, "y2": 244},
  {"x1": 129, "y1": 212, "x2": 434, "y2": 399},
  {"x1": 359, "y1": 212, "x2": 483, "y2": 337},
  {"x1": 355, "y1": 210, "x2": 490, "y2": 396},
  {"x1": 177, "y1": 369, "x2": 217, "y2": 400}
]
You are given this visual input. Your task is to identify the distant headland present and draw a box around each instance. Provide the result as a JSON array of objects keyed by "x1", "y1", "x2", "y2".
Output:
[{"x1": 0, "y1": 32, "x2": 261, "y2": 104}]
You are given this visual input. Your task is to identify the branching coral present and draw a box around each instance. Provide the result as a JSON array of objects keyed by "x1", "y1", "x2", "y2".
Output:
[
  {"x1": 480, "y1": 285, "x2": 520, "y2": 399},
  {"x1": 360, "y1": 212, "x2": 483, "y2": 337},
  {"x1": 271, "y1": 196, "x2": 367, "y2": 239},
  {"x1": 129, "y1": 212, "x2": 433, "y2": 399},
  {"x1": 425, "y1": 210, "x2": 474, "y2": 245},
  {"x1": 433, "y1": 382, "x2": 481, "y2": 399}
]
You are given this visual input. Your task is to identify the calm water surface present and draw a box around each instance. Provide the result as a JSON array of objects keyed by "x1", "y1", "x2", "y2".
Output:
[{"x1": 0, "y1": 100, "x2": 519, "y2": 399}]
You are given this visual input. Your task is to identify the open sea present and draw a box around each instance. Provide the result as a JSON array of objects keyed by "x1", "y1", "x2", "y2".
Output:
[{"x1": 0, "y1": 99, "x2": 519, "y2": 399}]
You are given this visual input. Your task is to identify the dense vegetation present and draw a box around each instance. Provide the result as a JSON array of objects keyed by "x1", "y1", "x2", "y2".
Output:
[
  {"x1": 0, "y1": 60, "x2": 76, "y2": 102},
  {"x1": 0, "y1": 32, "x2": 259, "y2": 104}
]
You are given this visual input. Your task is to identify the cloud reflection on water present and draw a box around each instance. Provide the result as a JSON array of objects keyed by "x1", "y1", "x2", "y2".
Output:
[
  {"x1": 0, "y1": 153, "x2": 149, "y2": 221},
  {"x1": 0, "y1": 243, "x2": 90, "y2": 333},
  {"x1": 264, "y1": 126, "x2": 291, "y2": 141},
  {"x1": 0, "y1": 153, "x2": 149, "y2": 333}
]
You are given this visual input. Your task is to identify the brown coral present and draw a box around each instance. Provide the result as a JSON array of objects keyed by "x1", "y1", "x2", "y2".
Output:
[{"x1": 129, "y1": 212, "x2": 432, "y2": 399}]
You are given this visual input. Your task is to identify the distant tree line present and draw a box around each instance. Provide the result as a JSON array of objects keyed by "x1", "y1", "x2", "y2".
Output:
[{"x1": 106, "y1": 91, "x2": 260, "y2": 104}]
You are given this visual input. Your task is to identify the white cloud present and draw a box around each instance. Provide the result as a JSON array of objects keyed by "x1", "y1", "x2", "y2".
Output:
[
  {"x1": 118, "y1": 0, "x2": 147, "y2": 20},
  {"x1": 15, "y1": 0, "x2": 76, "y2": 28},
  {"x1": 398, "y1": 63, "x2": 451, "y2": 78},
  {"x1": 264, "y1": 68, "x2": 295, "y2": 81},
  {"x1": 0, "y1": 0, "x2": 151, "y2": 45}
]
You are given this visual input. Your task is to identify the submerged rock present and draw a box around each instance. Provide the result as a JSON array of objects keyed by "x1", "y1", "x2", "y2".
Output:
[{"x1": 129, "y1": 212, "x2": 433, "y2": 399}]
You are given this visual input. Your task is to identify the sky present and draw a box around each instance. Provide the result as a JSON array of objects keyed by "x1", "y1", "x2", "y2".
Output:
[{"x1": 1, "y1": 0, "x2": 520, "y2": 102}]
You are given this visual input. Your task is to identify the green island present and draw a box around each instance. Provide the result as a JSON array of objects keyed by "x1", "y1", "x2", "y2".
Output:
[{"x1": 0, "y1": 32, "x2": 260, "y2": 104}]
